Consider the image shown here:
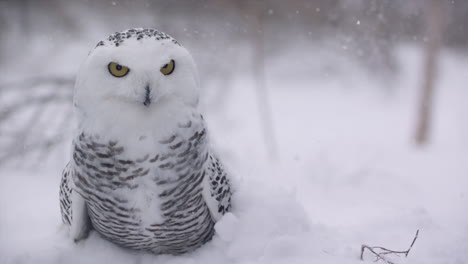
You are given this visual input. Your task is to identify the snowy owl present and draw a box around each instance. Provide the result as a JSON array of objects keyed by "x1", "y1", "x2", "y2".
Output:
[{"x1": 59, "y1": 28, "x2": 232, "y2": 255}]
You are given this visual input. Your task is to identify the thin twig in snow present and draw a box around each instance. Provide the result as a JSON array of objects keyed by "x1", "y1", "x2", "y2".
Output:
[{"x1": 360, "y1": 230, "x2": 419, "y2": 264}]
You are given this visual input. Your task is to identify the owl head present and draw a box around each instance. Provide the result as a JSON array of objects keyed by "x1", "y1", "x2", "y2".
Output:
[{"x1": 74, "y1": 28, "x2": 200, "y2": 122}]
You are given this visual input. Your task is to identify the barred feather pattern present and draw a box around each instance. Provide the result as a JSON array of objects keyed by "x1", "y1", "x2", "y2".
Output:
[
  {"x1": 59, "y1": 114, "x2": 232, "y2": 254},
  {"x1": 206, "y1": 155, "x2": 232, "y2": 215},
  {"x1": 59, "y1": 163, "x2": 73, "y2": 226}
]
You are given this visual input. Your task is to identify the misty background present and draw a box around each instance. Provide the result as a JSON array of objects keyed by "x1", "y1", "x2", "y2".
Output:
[{"x1": 0, "y1": 0, "x2": 466, "y2": 164}]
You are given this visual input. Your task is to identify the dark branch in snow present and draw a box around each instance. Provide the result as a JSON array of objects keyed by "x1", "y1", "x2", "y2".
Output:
[{"x1": 360, "y1": 230, "x2": 419, "y2": 264}]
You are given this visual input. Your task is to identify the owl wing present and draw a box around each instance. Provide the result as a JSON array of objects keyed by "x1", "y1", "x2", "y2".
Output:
[
  {"x1": 202, "y1": 153, "x2": 232, "y2": 222},
  {"x1": 59, "y1": 163, "x2": 73, "y2": 226},
  {"x1": 59, "y1": 162, "x2": 91, "y2": 241}
]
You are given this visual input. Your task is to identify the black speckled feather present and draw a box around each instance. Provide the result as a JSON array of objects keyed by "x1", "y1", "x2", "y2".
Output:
[{"x1": 59, "y1": 114, "x2": 232, "y2": 255}]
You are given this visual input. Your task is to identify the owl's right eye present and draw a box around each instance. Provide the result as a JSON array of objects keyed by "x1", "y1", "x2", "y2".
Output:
[{"x1": 108, "y1": 62, "x2": 130, "y2": 77}]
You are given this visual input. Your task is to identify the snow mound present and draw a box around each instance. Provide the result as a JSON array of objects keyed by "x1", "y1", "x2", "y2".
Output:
[{"x1": 0, "y1": 169, "x2": 349, "y2": 264}]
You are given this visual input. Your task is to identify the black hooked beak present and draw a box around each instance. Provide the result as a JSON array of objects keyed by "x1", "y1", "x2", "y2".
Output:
[{"x1": 143, "y1": 85, "x2": 151, "y2": 107}]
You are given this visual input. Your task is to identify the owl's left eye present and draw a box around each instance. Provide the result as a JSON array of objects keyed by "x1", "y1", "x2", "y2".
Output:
[
  {"x1": 108, "y1": 62, "x2": 130, "y2": 77},
  {"x1": 160, "y1": 60, "x2": 175, "y2": 75}
]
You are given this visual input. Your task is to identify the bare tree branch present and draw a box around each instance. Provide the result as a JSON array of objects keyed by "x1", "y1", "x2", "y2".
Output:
[
  {"x1": 360, "y1": 230, "x2": 419, "y2": 264},
  {"x1": 0, "y1": 93, "x2": 71, "y2": 122},
  {"x1": 0, "y1": 76, "x2": 74, "y2": 91},
  {"x1": 0, "y1": 76, "x2": 74, "y2": 166}
]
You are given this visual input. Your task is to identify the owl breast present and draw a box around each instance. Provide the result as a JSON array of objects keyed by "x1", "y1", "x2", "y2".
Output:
[{"x1": 71, "y1": 113, "x2": 215, "y2": 254}]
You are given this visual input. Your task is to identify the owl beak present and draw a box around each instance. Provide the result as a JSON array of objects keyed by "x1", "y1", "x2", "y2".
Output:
[{"x1": 143, "y1": 85, "x2": 151, "y2": 107}]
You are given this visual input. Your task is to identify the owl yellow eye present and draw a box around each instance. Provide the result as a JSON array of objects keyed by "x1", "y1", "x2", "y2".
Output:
[
  {"x1": 108, "y1": 62, "x2": 130, "y2": 77},
  {"x1": 160, "y1": 60, "x2": 175, "y2": 75}
]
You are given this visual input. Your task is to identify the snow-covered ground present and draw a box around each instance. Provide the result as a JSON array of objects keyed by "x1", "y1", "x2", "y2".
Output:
[{"x1": 1, "y1": 45, "x2": 467, "y2": 264}]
